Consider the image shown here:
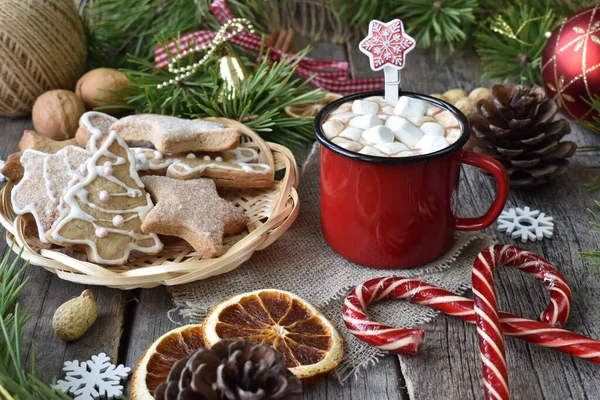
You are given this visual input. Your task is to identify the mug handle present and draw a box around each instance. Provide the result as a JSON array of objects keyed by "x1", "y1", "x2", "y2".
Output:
[{"x1": 455, "y1": 150, "x2": 509, "y2": 231}]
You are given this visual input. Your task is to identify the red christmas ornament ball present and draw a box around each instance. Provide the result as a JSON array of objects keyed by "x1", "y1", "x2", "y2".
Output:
[{"x1": 541, "y1": 5, "x2": 600, "y2": 123}]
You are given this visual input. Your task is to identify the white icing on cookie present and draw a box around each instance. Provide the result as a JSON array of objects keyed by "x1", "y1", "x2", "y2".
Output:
[
  {"x1": 12, "y1": 147, "x2": 91, "y2": 243},
  {"x1": 133, "y1": 146, "x2": 271, "y2": 175},
  {"x1": 81, "y1": 111, "x2": 119, "y2": 151},
  {"x1": 49, "y1": 131, "x2": 163, "y2": 264}
]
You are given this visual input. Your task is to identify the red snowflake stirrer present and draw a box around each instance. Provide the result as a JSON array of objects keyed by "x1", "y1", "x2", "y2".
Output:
[{"x1": 359, "y1": 20, "x2": 416, "y2": 106}]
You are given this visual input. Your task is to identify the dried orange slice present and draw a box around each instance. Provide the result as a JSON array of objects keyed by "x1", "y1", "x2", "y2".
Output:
[
  {"x1": 130, "y1": 324, "x2": 204, "y2": 400},
  {"x1": 284, "y1": 92, "x2": 343, "y2": 118},
  {"x1": 203, "y1": 289, "x2": 343, "y2": 379}
]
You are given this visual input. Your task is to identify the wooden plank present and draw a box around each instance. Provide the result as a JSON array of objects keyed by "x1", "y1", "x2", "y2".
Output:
[
  {"x1": 0, "y1": 116, "x2": 128, "y2": 382},
  {"x1": 346, "y1": 42, "x2": 600, "y2": 399}
]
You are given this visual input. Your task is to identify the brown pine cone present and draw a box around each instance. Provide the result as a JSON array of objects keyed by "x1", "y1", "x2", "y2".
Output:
[
  {"x1": 468, "y1": 84, "x2": 576, "y2": 188},
  {"x1": 154, "y1": 340, "x2": 302, "y2": 400}
]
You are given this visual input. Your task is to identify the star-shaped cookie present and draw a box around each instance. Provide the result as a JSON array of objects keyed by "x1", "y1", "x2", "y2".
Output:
[
  {"x1": 140, "y1": 176, "x2": 249, "y2": 258},
  {"x1": 11, "y1": 146, "x2": 90, "y2": 243},
  {"x1": 2, "y1": 130, "x2": 80, "y2": 182}
]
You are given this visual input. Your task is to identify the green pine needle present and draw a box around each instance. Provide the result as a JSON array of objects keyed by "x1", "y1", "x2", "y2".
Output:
[
  {"x1": 395, "y1": 0, "x2": 477, "y2": 59},
  {"x1": 582, "y1": 95, "x2": 600, "y2": 132},
  {"x1": 118, "y1": 47, "x2": 323, "y2": 150},
  {"x1": 475, "y1": 3, "x2": 560, "y2": 85},
  {"x1": 85, "y1": 0, "x2": 201, "y2": 69},
  {"x1": 580, "y1": 201, "x2": 600, "y2": 272},
  {"x1": 0, "y1": 250, "x2": 71, "y2": 399}
]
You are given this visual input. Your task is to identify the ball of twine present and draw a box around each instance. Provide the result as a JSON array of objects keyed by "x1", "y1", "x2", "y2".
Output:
[{"x1": 0, "y1": 0, "x2": 86, "y2": 117}]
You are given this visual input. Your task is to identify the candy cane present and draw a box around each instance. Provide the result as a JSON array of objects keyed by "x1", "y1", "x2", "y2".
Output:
[
  {"x1": 472, "y1": 245, "x2": 572, "y2": 400},
  {"x1": 343, "y1": 246, "x2": 600, "y2": 400}
]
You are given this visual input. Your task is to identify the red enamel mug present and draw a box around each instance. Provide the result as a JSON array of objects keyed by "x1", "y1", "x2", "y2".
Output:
[{"x1": 314, "y1": 91, "x2": 509, "y2": 269}]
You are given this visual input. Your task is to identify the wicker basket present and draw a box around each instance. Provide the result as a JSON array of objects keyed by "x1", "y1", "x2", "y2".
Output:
[{"x1": 0, "y1": 118, "x2": 300, "y2": 290}]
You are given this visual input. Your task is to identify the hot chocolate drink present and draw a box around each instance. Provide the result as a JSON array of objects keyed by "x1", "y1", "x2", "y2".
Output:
[{"x1": 321, "y1": 95, "x2": 461, "y2": 157}]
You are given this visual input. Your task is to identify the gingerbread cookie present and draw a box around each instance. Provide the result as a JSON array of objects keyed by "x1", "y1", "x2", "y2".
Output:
[
  {"x1": 11, "y1": 147, "x2": 91, "y2": 243},
  {"x1": 133, "y1": 147, "x2": 273, "y2": 188},
  {"x1": 75, "y1": 111, "x2": 119, "y2": 150},
  {"x1": 141, "y1": 176, "x2": 248, "y2": 258},
  {"x1": 47, "y1": 131, "x2": 163, "y2": 265},
  {"x1": 2, "y1": 131, "x2": 81, "y2": 182},
  {"x1": 19, "y1": 130, "x2": 80, "y2": 153},
  {"x1": 109, "y1": 114, "x2": 240, "y2": 153}
]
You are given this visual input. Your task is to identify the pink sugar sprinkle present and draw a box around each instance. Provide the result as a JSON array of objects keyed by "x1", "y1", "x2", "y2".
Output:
[
  {"x1": 95, "y1": 227, "x2": 108, "y2": 238},
  {"x1": 99, "y1": 190, "x2": 110, "y2": 202}
]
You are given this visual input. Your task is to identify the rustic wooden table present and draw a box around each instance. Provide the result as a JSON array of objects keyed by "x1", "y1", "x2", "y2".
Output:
[{"x1": 1, "y1": 40, "x2": 599, "y2": 400}]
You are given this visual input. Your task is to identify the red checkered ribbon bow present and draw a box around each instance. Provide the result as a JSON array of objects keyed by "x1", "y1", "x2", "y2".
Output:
[{"x1": 154, "y1": 0, "x2": 385, "y2": 94}]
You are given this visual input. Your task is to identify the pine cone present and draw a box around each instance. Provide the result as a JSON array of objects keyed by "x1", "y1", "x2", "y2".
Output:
[
  {"x1": 153, "y1": 340, "x2": 302, "y2": 400},
  {"x1": 468, "y1": 84, "x2": 576, "y2": 188}
]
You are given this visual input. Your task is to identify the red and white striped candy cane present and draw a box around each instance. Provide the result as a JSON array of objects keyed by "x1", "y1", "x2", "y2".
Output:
[
  {"x1": 472, "y1": 245, "x2": 572, "y2": 400},
  {"x1": 343, "y1": 245, "x2": 600, "y2": 400}
]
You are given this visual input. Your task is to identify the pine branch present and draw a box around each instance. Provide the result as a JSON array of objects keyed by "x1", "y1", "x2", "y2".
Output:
[
  {"x1": 196, "y1": 0, "x2": 273, "y2": 32},
  {"x1": 580, "y1": 201, "x2": 600, "y2": 272},
  {"x1": 85, "y1": 0, "x2": 201, "y2": 69},
  {"x1": 334, "y1": 0, "x2": 477, "y2": 59},
  {"x1": 118, "y1": 47, "x2": 323, "y2": 150},
  {"x1": 475, "y1": 4, "x2": 560, "y2": 85},
  {"x1": 0, "y1": 250, "x2": 71, "y2": 399},
  {"x1": 395, "y1": 0, "x2": 477, "y2": 60},
  {"x1": 332, "y1": 0, "x2": 394, "y2": 28},
  {"x1": 582, "y1": 95, "x2": 600, "y2": 132}
]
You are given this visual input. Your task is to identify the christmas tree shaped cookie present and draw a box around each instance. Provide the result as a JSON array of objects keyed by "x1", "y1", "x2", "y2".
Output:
[{"x1": 48, "y1": 131, "x2": 163, "y2": 265}]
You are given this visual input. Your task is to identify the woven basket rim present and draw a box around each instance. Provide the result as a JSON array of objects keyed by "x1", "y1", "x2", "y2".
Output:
[{"x1": 0, "y1": 118, "x2": 300, "y2": 290}]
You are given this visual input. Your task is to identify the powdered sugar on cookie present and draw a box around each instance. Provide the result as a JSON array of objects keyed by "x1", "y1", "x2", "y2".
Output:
[
  {"x1": 11, "y1": 147, "x2": 91, "y2": 243},
  {"x1": 109, "y1": 114, "x2": 240, "y2": 153}
]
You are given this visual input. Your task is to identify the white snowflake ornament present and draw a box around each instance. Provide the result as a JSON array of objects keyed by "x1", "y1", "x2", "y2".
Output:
[
  {"x1": 55, "y1": 353, "x2": 131, "y2": 400},
  {"x1": 497, "y1": 206, "x2": 554, "y2": 243}
]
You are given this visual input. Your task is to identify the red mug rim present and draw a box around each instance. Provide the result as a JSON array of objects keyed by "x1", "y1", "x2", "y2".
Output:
[{"x1": 314, "y1": 90, "x2": 471, "y2": 164}]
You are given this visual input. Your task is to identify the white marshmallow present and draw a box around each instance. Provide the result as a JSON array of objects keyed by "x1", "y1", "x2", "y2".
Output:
[
  {"x1": 426, "y1": 104, "x2": 443, "y2": 116},
  {"x1": 352, "y1": 100, "x2": 379, "y2": 115},
  {"x1": 381, "y1": 105, "x2": 395, "y2": 115},
  {"x1": 377, "y1": 114, "x2": 390, "y2": 122},
  {"x1": 392, "y1": 149, "x2": 421, "y2": 158},
  {"x1": 331, "y1": 103, "x2": 352, "y2": 114},
  {"x1": 349, "y1": 114, "x2": 382, "y2": 130},
  {"x1": 358, "y1": 146, "x2": 386, "y2": 157},
  {"x1": 446, "y1": 128, "x2": 462, "y2": 143},
  {"x1": 362, "y1": 125, "x2": 395, "y2": 145},
  {"x1": 385, "y1": 116, "x2": 424, "y2": 148},
  {"x1": 404, "y1": 115, "x2": 436, "y2": 127},
  {"x1": 416, "y1": 134, "x2": 450, "y2": 154},
  {"x1": 435, "y1": 110, "x2": 460, "y2": 127},
  {"x1": 394, "y1": 96, "x2": 428, "y2": 118},
  {"x1": 420, "y1": 122, "x2": 446, "y2": 137},
  {"x1": 329, "y1": 112, "x2": 355, "y2": 123},
  {"x1": 338, "y1": 127, "x2": 363, "y2": 141},
  {"x1": 375, "y1": 142, "x2": 409, "y2": 155},
  {"x1": 332, "y1": 137, "x2": 363, "y2": 152},
  {"x1": 322, "y1": 120, "x2": 345, "y2": 138}
]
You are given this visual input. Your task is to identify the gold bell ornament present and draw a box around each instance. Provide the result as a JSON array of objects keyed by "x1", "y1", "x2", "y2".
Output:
[{"x1": 217, "y1": 54, "x2": 250, "y2": 102}]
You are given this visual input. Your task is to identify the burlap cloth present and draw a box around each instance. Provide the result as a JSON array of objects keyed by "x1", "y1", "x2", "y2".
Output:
[{"x1": 170, "y1": 143, "x2": 494, "y2": 378}]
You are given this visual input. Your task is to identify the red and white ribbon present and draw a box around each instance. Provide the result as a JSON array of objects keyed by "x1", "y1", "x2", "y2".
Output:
[
  {"x1": 154, "y1": 0, "x2": 385, "y2": 94},
  {"x1": 343, "y1": 245, "x2": 599, "y2": 400}
]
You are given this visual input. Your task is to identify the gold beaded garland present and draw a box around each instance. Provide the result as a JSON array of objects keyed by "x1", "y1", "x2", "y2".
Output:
[{"x1": 157, "y1": 18, "x2": 255, "y2": 89}]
